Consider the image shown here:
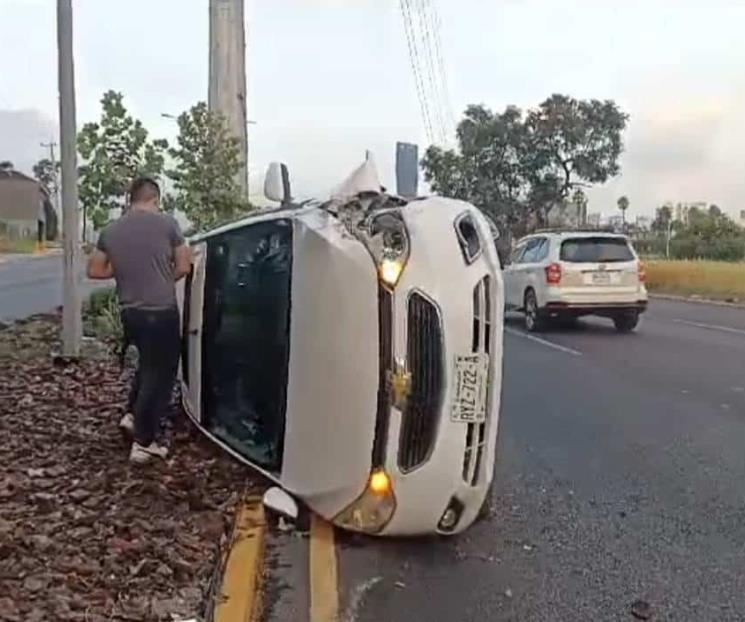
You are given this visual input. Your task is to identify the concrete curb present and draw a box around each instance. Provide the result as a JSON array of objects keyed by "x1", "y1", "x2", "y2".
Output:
[
  {"x1": 214, "y1": 497, "x2": 267, "y2": 622},
  {"x1": 649, "y1": 293, "x2": 745, "y2": 310}
]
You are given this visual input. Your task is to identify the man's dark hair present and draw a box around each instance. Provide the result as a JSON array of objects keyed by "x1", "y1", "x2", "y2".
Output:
[{"x1": 129, "y1": 177, "x2": 161, "y2": 204}]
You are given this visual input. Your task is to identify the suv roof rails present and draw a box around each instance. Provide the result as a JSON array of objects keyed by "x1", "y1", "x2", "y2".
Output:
[{"x1": 530, "y1": 226, "x2": 620, "y2": 235}]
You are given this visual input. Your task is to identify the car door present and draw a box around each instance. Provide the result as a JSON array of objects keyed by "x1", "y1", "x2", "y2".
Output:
[
  {"x1": 507, "y1": 238, "x2": 543, "y2": 308},
  {"x1": 503, "y1": 242, "x2": 527, "y2": 308},
  {"x1": 179, "y1": 241, "x2": 207, "y2": 422},
  {"x1": 521, "y1": 238, "x2": 550, "y2": 304}
]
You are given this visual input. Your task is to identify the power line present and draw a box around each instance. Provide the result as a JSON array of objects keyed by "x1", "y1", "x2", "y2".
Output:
[
  {"x1": 413, "y1": 0, "x2": 445, "y2": 143},
  {"x1": 400, "y1": 0, "x2": 435, "y2": 143},
  {"x1": 425, "y1": 0, "x2": 456, "y2": 132},
  {"x1": 399, "y1": 0, "x2": 456, "y2": 146}
]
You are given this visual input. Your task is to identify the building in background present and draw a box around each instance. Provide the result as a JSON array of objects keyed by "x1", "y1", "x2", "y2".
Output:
[{"x1": 0, "y1": 169, "x2": 57, "y2": 243}]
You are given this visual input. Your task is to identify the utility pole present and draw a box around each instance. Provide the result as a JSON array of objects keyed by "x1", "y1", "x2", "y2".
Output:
[
  {"x1": 209, "y1": 0, "x2": 248, "y2": 197},
  {"x1": 40, "y1": 141, "x2": 61, "y2": 220},
  {"x1": 57, "y1": 0, "x2": 82, "y2": 358}
]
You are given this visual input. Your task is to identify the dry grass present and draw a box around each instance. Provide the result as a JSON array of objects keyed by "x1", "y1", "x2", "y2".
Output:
[
  {"x1": 0, "y1": 237, "x2": 37, "y2": 254},
  {"x1": 646, "y1": 260, "x2": 745, "y2": 301}
]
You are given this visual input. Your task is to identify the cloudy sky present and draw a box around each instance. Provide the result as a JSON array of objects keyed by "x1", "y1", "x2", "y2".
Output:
[{"x1": 2, "y1": 0, "x2": 745, "y2": 218}]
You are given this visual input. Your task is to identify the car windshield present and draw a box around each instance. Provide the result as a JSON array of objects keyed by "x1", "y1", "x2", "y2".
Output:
[
  {"x1": 201, "y1": 220, "x2": 293, "y2": 472},
  {"x1": 560, "y1": 237, "x2": 634, "y2": 263}
]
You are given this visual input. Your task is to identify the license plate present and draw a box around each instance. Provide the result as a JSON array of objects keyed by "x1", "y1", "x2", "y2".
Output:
[
  {"x1": 589, "y1": 271, "x2": 611, "y2": 285},
  {"x1": 451, "y1": 354, "x2": 489, "y2": 424}
]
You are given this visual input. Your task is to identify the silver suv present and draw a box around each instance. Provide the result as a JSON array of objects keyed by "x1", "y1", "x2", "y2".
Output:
[{"x1": 503, "y1": 231, "x2": 648, "y2": 333}]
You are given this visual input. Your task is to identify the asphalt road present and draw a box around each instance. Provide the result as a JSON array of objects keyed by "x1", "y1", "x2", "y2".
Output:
[
  {"x1": 0, "y1": 254, "x2": 107, "y2": 322},
  {"x1": 334, "y1": 299, "x2": 745, "y2": 622}
]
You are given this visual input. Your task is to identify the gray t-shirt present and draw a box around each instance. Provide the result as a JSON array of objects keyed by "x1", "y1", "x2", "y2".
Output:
[{"x1": 97, "y1": 210, "x2": 185, "y2": 310}]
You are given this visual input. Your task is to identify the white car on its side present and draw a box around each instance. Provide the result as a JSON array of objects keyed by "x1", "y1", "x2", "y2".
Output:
[
  {"x1": 503, "y1": 230, "x2": 648, "y2": 333},
  {"x1": 177, "y1": 159, "x2": 504, "y2": 536}
]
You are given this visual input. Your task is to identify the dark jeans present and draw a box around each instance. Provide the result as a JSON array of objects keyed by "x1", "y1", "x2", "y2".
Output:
[{"x1": 122, "y1": 307, "x2": 180, "y2": 446}]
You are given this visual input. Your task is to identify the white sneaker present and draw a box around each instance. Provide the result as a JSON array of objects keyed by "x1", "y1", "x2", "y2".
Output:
[
  {"x1": 119, "y1": 413, "x2": 135, "y2": 435},
  {"x1": 129, "y1": 441, "x2": 168, "y2": 464}
]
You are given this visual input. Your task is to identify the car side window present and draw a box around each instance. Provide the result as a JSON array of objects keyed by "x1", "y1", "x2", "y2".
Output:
[
  {"x1": 534, "y1": 238, "x2": 550, "y2": 263},
  {"x1": 520, "y1": 238, "x2": 544, "y2": 264},
  {"x1": 510, "y1": 244, "x2": 527, "y2": 265}
]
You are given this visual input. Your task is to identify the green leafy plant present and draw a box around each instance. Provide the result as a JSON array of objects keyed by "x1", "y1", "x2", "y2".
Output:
[{"x1": 165, "y1": 102, "x2": 253, "y2": 232}]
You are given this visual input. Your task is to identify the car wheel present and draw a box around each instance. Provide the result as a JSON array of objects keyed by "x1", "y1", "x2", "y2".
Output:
[
  {"x1": 524, "y1": 290, "x2": 543, "y2": 333},
  {"x1": 476, "y1": 488, "x2": 494, "y2": 523},
  {"x1": 613, "y1": 311, "x2": 640, "y2": 333}
]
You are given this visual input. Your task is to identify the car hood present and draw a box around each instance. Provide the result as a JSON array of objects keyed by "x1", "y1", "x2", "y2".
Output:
[{"x1": 280, "y1": 210, "x2": 379, "y2": 518}]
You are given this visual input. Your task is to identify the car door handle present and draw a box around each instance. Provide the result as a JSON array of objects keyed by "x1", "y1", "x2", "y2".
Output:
[{"x1": 189, "y1": 329, "x2": 199, "y2": 336}]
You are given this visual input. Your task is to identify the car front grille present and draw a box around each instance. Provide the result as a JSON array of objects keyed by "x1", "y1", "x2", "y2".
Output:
[
  {"x1": 462, "y1": 276, "x2": 492, "y2": 485},
  {"x1": 398, "y1": 293, "x2": 444, "y2": 471}
]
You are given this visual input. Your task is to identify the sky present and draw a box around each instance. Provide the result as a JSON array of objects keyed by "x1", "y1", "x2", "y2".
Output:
[{"x1": 2, "y1": 0, "x2": 745, "y2": 218}]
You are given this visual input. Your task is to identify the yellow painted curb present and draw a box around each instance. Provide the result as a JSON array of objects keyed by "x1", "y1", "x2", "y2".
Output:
[
  {"x1": 310, "y1": 515, "x2": 339, "y2": 622},
  {"x1": 215, "y1": 498, "x2": 267, "y2": 622}
]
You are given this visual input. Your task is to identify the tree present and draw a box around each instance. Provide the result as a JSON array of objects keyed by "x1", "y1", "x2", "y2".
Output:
[
  {"x1": 421, "y1": 95, "x2": 628, "y2": 234},
  {"x1": 33, "y1": 158, "x2": 60, "y2": 197},
  {"x1": 0, "y1": 161, "x2": 14, "y2": 171},
  {"x1": 617, "y1": 195, "x2": 629, "y2": 227},
  {"x1": 77, "y1": 91, "x2": 168, "y2": 231},
  {"x1": 165, "y1": 102, "x2": 251, "y2": 232}
]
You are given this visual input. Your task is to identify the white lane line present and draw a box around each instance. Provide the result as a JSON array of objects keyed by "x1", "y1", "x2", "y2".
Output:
[
  {"x1": 504, "y1": 327, "x2": 582, "y2": 356},
  {"x1": 673, "y1": 318, "x2": 745, "y2": 337}
]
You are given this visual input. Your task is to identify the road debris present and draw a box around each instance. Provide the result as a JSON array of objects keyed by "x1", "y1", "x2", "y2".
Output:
[{"x1": 630, "y1": 599, "x2": 653, "y2": 620}]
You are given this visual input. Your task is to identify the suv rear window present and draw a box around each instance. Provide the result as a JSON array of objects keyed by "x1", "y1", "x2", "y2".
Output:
[{"x1": 560, "y1": 237, "x2": 634, "y2": 263}]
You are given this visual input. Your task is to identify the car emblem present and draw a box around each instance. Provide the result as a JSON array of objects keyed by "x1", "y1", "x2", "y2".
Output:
[{"x1": 388, "y1": 361, "x2": 412, "y2": 410}]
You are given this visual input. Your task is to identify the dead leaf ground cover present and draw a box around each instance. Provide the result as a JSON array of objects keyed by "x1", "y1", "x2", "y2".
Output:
[{"x1": 0, "y1": 314, "x2": 258, "y2": 621}]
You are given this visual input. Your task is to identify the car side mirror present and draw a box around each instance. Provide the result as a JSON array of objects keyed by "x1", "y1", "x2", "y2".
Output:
[
  {"x1": 262, "y1": 486, "x2": 299, "y2": 520},
  {"x1": 264, "y1": 162, "x2": 292, "y2": 204}
]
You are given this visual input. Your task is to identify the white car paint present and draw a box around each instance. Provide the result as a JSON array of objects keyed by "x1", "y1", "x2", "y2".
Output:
[
  {"x1": 503, "y1": 231, "x2": 649, "y2": 330},
  {"x1": 178, "y1": 164, "x2": 504, "y2": 537}
]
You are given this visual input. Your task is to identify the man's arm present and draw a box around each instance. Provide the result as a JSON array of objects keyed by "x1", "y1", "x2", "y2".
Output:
[
  {"x1": 87, "y1": 249, "x2": 114, "y2": 280},
  {"x1": 174, "y1": 243, "x2": 192, "y2": 281}
]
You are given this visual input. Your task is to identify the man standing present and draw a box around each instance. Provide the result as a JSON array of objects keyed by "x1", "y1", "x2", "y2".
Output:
[{"x1": 88, "y1": 177, "x2": 191, "y2": 464}]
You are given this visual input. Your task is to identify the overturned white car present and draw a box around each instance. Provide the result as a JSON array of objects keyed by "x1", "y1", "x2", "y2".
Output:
[{"x1": 177, "y1": 159, "x2": 504, "y2": 536}]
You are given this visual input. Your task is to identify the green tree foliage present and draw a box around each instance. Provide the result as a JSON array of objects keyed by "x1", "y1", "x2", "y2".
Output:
[
  {"x1": 33, "y1": 158, "x2": 60, "y2": 197},
  {"x1": 422, "y1": 95, "x2": 628, "y2": 233},
  {"x1": 77, "y1": 91, "x2": 168, "y2": 230},
  {"x1": 644, "y1": 205, "x2": 745, "y2": 261},
  {"x1": 165, "y1": 102, "x2": 250, "y2": 232}
]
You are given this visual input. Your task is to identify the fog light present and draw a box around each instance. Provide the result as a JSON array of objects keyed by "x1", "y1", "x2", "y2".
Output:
[
  {"x1": 440, "y1": 508, "x2": 458, "y2": 530},
  {"x1": 380, "y1": 259, "x2": 404, "y2": 287},
  {"x1": 438, "y1": 497, "x2": 464, "y2": 533}
]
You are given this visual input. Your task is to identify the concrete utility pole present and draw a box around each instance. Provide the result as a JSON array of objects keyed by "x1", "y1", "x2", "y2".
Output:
[
  {"x1": 57, "y1": 0, "x2": 82, "y2": 358},
  {"x1": 40, "y1": 141, "x2": 61, "y2": 220},
  {"x1": 209, "y1": 0, "x2": 249, "y2": 197}
]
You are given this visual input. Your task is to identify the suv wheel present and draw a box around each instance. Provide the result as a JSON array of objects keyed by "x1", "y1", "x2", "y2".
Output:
[
  {"x1": 613, "y1": 311, "x2": 639, "y2": 333},
  {"x1": 524, "y1": 290, "x2": 543, "y2": 333}
]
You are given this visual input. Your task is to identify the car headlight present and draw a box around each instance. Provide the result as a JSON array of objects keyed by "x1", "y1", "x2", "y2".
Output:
[
  {"x1": 333, "y1": 469, "x2": 397, "y2": 534},
  {"x1": 367, "y1": 211, "x2": 410, "y2": 288}
]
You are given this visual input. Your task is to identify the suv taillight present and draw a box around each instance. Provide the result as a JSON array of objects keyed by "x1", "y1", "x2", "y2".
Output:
[
  {"x1": 545, "y1": 262, "x2": 562, "y2": 285},
  {"x1": 638, "y1": 261, "x2": 647, "y2": 283}
]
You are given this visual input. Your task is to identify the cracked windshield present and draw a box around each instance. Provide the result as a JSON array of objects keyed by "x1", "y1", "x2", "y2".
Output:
[{"x1": 1, "y1": 1, "x2": 743, "y2": 621}]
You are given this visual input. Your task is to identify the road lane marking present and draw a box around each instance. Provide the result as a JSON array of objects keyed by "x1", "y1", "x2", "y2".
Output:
[
  {"x1": 673, "y1": 318, "x2": 745, "y2": 338},
  {"x1": 310, "y1": 514, "x2": 339, "y2": 622},
  {"x1": 505, "y1": 327, "x2": 582, "y2": 356},
  {"x1": 215, "y1": 497, "x2": 266, "y2": 622}
]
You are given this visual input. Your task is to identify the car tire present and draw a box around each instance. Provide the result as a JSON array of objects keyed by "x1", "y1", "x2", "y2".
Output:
[
  {"x1": 476, "y1": 488, "x2": 494, "y2": 523},
  {"x1": 524, "y1": 289, "x2": 543, "y2": 333},
  {"x1": 613, "y1": 311, "x2": 640, "y2": 333}
]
